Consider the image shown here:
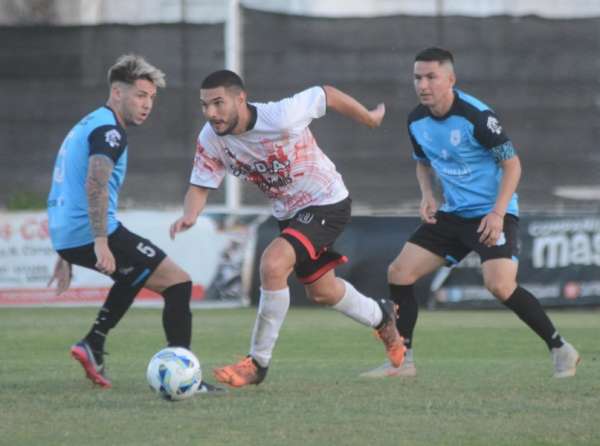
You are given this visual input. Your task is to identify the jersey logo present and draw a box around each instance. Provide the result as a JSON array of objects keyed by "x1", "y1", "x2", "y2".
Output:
[
  {"x1": 296, "y1": 211, "x2": 314, "y2": 224},
  {"x1": 450, "y1": 129, "x2": 461, "y2": 146},
  {"x1": 486, "y1": 116, "x2": 503, "y2": 135},
  {"x1": 104, "y1": 129, "x2": 122, "y2": 148}
]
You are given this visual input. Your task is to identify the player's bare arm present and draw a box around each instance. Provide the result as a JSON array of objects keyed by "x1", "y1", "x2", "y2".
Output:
[
  {"x1": 322, "y1": 85, "x2": 385, "y2": 128},
  {"x1": 170, "y1": 185, "x2": 210, "y2": 239},
  {"x1": 478, "y1": 155, "x2": 522, "y2": 246},
  {"x1": 416, "y1": 161, "x2": 437, "y2": 224},
  {"x1": 86, "y1": 154, "x2": 116, "y2": 274}
]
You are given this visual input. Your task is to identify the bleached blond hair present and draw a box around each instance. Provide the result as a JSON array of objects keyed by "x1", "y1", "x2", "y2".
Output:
[{"x1": 107, "y1": 54, "x2": 166, "y2": 88}]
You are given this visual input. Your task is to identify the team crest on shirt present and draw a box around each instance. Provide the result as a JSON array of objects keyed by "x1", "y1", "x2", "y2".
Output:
[
  {"x1": 104, "y1": 129, "x2": 121, "y2": 148},
  {"x1": 486, "y1": 116, "x2": 503, "y2": 135},
  {"x1": 450, "y1": 129, "x2": 461, "y2": 146}
]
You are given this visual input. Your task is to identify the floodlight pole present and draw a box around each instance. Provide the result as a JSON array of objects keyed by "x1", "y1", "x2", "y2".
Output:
[{"x1": 224, "y1": 0, "x2": 243, "y2": 211}]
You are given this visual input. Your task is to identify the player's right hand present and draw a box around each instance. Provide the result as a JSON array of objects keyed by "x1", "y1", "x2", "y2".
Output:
[
  {"x1": 94, "y1": 237, "x2": 116, "y2": 275},
  {"x1": 169, "y1": 216, "x2": 196, "y2": 240},
  {"x1": 419, "y1": 197, "x2": 438, "y2": 224}
]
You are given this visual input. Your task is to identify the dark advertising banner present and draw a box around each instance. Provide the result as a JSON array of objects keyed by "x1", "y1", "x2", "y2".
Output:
[
  {"x1": 251, "y1": 215, "x2": 600, "y2": 308},
  {"x1": 426, "y1": 216, "x2": 600, "y2": 308}
]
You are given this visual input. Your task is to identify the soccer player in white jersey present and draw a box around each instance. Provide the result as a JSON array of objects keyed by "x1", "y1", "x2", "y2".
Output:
[{"x1": 170, "y1": 70, "x2": 405, "y2": 387}]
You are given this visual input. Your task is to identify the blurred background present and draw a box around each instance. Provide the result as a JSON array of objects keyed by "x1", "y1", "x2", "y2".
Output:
[
  {"x1": 1, "y1": 0, "x2": 600, "y2": 308},
  {"x1": 1, "y1": 0, "x2": 599, "y2": 215}
]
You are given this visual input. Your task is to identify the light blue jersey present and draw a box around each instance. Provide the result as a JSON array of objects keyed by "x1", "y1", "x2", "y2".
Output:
[
  {"x1": 48, "y1": 106, "x2": 128, "y2": 250},
  {"x1": 408, "y1": 89, "x2": 519, "y2": 218}
]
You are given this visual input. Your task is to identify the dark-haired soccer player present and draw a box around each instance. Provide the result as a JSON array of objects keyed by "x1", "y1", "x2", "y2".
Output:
[
  {"x1": 47, "y1": 54, "x2": 222, "y2": 393},
  {"x1": 361, "y1": 47, "x2": 580, "y2": 379},
  {"x1": 170, "y1": 70, "x2": 405, "y2": 387}
]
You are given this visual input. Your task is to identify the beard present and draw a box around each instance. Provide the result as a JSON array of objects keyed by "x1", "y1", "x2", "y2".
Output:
[{"x1": 211, "y1": 114, "x2": 239, "y2": 136}]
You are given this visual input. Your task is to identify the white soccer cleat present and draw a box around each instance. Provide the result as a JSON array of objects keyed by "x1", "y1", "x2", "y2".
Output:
[
  {"x1": 360, "y1": 349, "x2": 417, "y2": 378},
  {"x1": 551, "y1": 341, "x2": 580, "y2": 378}
]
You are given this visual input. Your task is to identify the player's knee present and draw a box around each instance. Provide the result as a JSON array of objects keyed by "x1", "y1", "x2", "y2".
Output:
[
  {"x1": 177, "y1": 269, "x2": 191, "y2": 284},
  {"x1": 484, "y1": 280, "x2": 514, "y2": 301},
  {"x1": 259, "y1": 256, "x2": 289, "y2": 283},
  {"x1": 387, "y1": 261, "x2": 414, "y2": 284},
  {"x1": 307, "y1": 289, "x2": 336, "y2": 305},
  {"x1": 306, "y1": 277, "x2": 344, "y2": 305}
]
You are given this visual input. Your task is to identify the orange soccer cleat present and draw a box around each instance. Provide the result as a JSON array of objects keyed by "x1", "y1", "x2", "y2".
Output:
[{"x1": 374, "y1": 298, "x2": 406, "y2": 368}]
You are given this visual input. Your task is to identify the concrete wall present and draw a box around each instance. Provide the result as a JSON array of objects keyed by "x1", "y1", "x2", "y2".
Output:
[{"x1": 1, "y1": 10, "x2": 599, "y2": 213}]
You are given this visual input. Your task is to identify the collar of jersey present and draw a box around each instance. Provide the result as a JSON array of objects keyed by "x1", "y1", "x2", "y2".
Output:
[
  {"x1": 246, "y1": 104, "x2": 258, "y2": 131},
  {"x1": 427, "y1": 89, "x2": 460, "y2": 121}
]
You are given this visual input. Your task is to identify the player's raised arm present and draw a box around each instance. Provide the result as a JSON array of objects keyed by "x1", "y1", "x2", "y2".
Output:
[
  {"x1": 86, "y1": 154, "x2": 116, "y2": 275},
  {"x1": 322, "y1": 85, "x2": 385, "y2": 128},
  {"x1": 170, "y1": 185, "x2": 210, "y2": 239}
]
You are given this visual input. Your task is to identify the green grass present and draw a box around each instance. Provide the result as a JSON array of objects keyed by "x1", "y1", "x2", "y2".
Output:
[{"x1": 1, "y1": 308, "x2": 598, "y2": 446}]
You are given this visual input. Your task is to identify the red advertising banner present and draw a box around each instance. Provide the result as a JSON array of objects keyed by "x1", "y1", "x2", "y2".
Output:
[{"x1": 0, "y1": 211, "x2": 264, "y2": 307}]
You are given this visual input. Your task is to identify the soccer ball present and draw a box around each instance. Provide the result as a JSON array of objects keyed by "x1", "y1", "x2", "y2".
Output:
[{"x1": 146, "y1": 347, "x2": 202, "y2": 401}]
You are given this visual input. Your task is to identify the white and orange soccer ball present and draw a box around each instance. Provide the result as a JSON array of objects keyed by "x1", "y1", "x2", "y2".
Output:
[{"x1": 146, "y1": 347, "x2": 202, "y2": 401}]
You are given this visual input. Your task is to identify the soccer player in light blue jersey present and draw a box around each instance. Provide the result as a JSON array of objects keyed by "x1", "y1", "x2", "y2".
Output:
[
  {"x1": 47, "y1": 54, "x2": 222, "y2": 393},
  {"x1": 362, "y1": 47, "x2": 580, "y2": 379}
]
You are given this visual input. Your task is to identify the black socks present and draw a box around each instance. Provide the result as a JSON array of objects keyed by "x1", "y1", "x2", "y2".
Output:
[
  {"x1": 162, "y1": 281, "x2": 192, "y2": 349},
  {"x1": 84, "y1": 281, "x2": 142, "y2": 357},
  {"x1": 503, "y1": 286, "x2": 563, "y2": 350},
  {"x1": 389, "y1": 284, "x2": 418, "y2": 349}
]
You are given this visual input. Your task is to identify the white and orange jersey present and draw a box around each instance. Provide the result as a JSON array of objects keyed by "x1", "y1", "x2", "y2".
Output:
[{"x1": 189, "y1": 86, "x2": 349, "y2": 220}]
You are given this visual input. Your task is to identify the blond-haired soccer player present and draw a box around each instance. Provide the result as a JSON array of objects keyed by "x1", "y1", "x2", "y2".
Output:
[{"x1": 47, "y1": 54, "x2": 222, "y2": 393}]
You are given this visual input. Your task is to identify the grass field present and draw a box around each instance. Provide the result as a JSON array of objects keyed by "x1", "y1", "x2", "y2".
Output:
[{"x1": 1, "y1": 307, "x2": 598, "y2": 446}]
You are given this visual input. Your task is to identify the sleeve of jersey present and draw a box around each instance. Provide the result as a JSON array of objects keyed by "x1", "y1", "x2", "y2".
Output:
[
  {"x1": 270, "y1": 86, "x2": 327, "y2": 130},
  {"x1": 88, "y1": 125, "x2": 127, "y2": 163},
  {"x1": 408, "y1": 124, "x2": 430, "y2": 164},
  {"x1": 473, "y1": 110, "x2": 517, "y2": 161},
  {"x1": 189, "y1": 129, "x2": 226, "y2": 189}
]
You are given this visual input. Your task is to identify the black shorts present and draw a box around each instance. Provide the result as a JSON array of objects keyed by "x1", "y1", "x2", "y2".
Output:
[
  {"x1": 409, "y1": 211, "x2": 520, "y2": 266},
  {"x1": 57, "y1": 224, "x2": 167, "y2": 288},
  {"x1": 278, "y1": 197, "x2": 351, "y2": 284}
]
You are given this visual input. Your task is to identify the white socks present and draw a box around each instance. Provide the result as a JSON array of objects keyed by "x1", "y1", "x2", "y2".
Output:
[
  {"x1": 332, "y1": 280, "x2": 383, "y2": 328},
  {"x1": 249, "y1": 287, "x2": 290, "y2": 368}
]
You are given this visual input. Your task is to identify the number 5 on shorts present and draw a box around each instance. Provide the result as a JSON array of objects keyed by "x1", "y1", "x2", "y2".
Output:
[{"x1": 136, "y1": 242, "x2": 156, "y2": 258}]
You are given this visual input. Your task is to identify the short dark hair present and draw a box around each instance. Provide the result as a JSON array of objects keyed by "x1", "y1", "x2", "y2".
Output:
[
  {"x1": 414, "y1": 47, "x2": 454, "y2": 65},
  {"x1": 201, "y1": 70, "x2": 245, "y2": 91}
]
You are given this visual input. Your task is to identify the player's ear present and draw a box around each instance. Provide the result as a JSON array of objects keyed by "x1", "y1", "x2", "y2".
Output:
[
  {"x1": 237, "y1": 89, "x2": 247, "y2": 105},
  {"x1": 110, "y1": 82, "x2": 124, "y2": 101}
]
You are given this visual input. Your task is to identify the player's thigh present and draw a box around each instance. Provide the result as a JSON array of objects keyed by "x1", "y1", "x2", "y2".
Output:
[
  {"x1": 481, "y1": 258, "x2": 518, "y2": 300},
  {"x1": 145, "y1": 256, "x2": 191, "y2": 294},
  {"x1": 389, "y1": 242, "x2": 446, "y2": 283}
]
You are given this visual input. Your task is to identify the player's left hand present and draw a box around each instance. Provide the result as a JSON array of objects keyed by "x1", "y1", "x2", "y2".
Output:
[
  {"x1": 367, "y1": 103, "x2": 385, "y2": 128},
  {"x1": 47, "y1": 257, "x2": 72, "y2": 295},
  {"x1": 477, "y1": 212, "x2": 504, "y2": 247}
]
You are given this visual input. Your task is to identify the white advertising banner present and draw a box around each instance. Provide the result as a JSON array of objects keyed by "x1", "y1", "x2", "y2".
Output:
[{"x1": 0, "y1": 210, "x2": 264, "y2": 307}]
